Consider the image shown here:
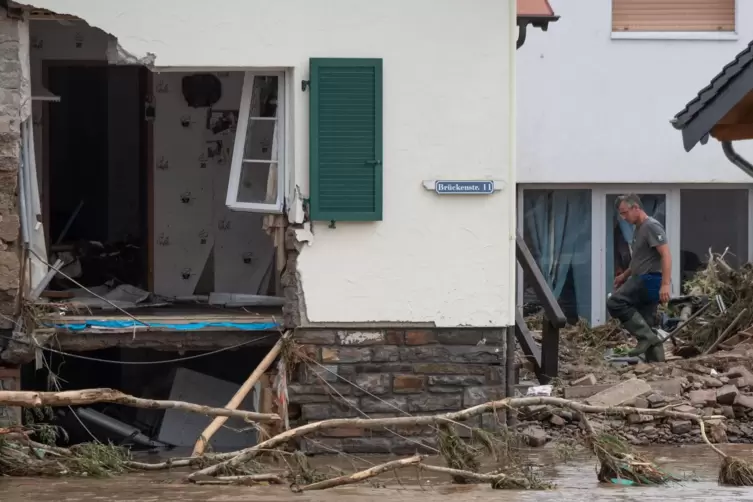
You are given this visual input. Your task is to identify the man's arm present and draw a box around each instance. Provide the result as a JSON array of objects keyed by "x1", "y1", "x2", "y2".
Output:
[
  {"x1": 656, "y1": 244, "x2": 671, "y2": 286},
  {"x1": 646, "y1": 220, "x2": 671, "y2": 303}
]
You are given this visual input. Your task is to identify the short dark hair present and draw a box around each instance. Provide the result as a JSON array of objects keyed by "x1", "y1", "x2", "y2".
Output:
[{"x1": 616, "y1": 193, "x2": 642, "y2": 210}]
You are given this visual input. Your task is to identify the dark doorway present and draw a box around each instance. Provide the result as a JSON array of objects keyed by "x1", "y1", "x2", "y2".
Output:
[{"x1": 44, "y1": 64, "x2": 150, "y2": 288}]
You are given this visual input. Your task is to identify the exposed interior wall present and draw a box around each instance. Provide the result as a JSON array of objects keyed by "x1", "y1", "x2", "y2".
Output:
[
  {"x1": 151, "y1": 71, "x2": 274, "y2": 296},
  {"x1": 517, "y1": 0, "x2": 753, "y2": 184},
  {"x1": 25, "y1": 0, "x2": 519, "y2": 326},
  {"x1": 29, "y1": 21, "x2": 274, "y2": 296}
]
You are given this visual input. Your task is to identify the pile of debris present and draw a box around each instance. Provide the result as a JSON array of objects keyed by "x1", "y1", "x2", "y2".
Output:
[{"x1": 518, "y1": 361, "x2": 753, "y2": 448}]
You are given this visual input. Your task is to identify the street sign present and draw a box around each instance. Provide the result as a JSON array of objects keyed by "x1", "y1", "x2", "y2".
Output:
[{"x1": 434, "y1": 180, "x2": 495, "y2": 195}]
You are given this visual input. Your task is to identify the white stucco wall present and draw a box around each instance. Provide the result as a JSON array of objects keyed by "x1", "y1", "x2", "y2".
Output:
[
  {"x1": 28, "y1": 0, "x2": 517, "y2": 326},
  {"x1": 518, "y1": 0, "x2": 753, "y2": 184}
]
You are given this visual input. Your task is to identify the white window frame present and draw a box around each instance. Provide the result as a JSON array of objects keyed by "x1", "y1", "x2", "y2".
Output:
[{"x1": 226, "y1": 71, "x2": 286, "y2": 213}]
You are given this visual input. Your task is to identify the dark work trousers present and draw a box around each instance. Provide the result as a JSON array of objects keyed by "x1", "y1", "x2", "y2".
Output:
[{"x1": 606, "y1": 273, "x2": 662, "y2": 327}]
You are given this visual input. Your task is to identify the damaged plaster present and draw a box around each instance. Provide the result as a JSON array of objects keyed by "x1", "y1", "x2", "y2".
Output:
[{"x1": 17, "y1": 2, "x2": 155, "y2": 66}]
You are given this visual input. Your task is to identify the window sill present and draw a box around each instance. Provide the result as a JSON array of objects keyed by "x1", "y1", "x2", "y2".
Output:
[{"x1": 611, "y1": 31, "x2": 738, "y2": 42}]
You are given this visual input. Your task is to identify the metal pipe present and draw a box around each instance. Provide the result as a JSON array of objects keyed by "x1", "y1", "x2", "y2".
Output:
[
  {"x1": 722, "y1": 140, "x2": 753, "y2": 179},
  {"x1": 17, "y1": 139, "x2": 29, "y2": 246}
]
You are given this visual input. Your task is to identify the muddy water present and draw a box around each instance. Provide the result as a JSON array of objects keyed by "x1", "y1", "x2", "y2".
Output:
[{"x1": 3, "y1": 444, "x2": 753, "y2": 501}]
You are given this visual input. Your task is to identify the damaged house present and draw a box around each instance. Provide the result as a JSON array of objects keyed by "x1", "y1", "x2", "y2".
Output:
[{"x1": 0, "y1": 0, "x2": 556, "y2": 453}]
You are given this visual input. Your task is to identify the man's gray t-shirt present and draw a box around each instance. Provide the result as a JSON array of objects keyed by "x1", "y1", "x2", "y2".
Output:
[{"x1": 629, "y1": 216, "x2": 667, "y2": 276}]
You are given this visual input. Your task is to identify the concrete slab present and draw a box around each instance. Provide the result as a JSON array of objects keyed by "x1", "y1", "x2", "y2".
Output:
[
  {"x1": 649, "y1": 378, "x2": 683, "y2": 397},
  {"x1": 585, "y1": 379, "x2": 652, "y2": 407},
  {"x1": 563, "y1": 384, "x2": 613, "y2": 400}
]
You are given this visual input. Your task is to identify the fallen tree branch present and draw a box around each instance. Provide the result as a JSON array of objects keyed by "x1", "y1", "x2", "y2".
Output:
[
  {"x1": 192, "y1": 473, "x2": 285, "y2": 485},
  {"x1": 0, "y1": 389, "x2": 280, "y2": 423},
  {"x1": 187, "y1": 396, "x2": 722, "y2": 479},
  {"x1": 419, "y1": 464, "x2": 528, "y2": 486},
  {"x1": 294, "y1": 455, "x2": 423, "y2": 491}
]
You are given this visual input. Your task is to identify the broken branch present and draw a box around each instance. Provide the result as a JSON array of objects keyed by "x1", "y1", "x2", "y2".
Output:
[
  {"x1": 192, "y1": 330, "x2": 291, "y2": 456},
  {"x1": 187, "y1": 396, "x2": 721, "y2": 479},
  {"x1": 0, "y1": 388, "x2": 280, "y2": 423},
  {"x1": 295, "y1": 454, "x2": 423, "y2": 491}
]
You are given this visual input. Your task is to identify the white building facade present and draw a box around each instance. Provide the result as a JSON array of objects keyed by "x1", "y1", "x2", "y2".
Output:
[{"x1": 518, "y1": 0, "x2": 753, "y2": 326}]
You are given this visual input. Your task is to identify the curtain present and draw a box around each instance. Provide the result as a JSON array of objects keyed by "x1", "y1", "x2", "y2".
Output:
[{"x1": 524, "y1": 190, "x2": 591, "y2": 320}]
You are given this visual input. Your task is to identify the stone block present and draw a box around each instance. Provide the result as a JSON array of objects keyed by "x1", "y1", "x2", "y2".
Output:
[
  {"x1": 428, "y1": 375, "x2": 486, "y2": 387},
  {"x1": 405, "y1": 330, "x2": 437, "y2": 345},
  {"x1": 338, "y1": 331, "x2": 385, "y2": 346},
  {"x1": 689, "y1": 389, "x2": 717, "y2": 407},
  {"x1": 0, "y1": 214, "x2": 18, "y2": 243},
  {"x1": 674, "y1": 404, "x2": 698, "y2": 414},
  {"x1": 301, "y1": 399, "x2": 358, "y2": 420},
  {"x1": 353, "y1": 363, "x2": 414, "y2": 374},
  {"x1": 670, "y1": 420, "x2": 692, "y2": 435},
  {"x1": 429, "y1": 386, "x2": 465, "y2": 393},
  {"x1": 572, "y1": 373, "x2": 597, "y2": 386},
  {"x1": 393, "y1": 374, "x2": 426, "y2": 393},
  {"x1": 354, "y1": 374, "x2": 391, "y2": 395},
  {"x1": 408, "y1": 394, "x2": 462, "y2": 413},
  {"x1": 341, "y1": 438, "x2": 395, "y2": 454},
  {"x1": 436, "y1": 330, "x2": 485, "y2": 345},
  {"x1": 727, "y1": 366, "x2": 753, "y2": 387},
  {"x1": 627, "y1": 413, "x2": 654, "y2": 424},
  {"x1": 295, "y1": 330, "x2": 336, "y2": 345},
  {"x1": 301, "y1": 364, "x2": 340, "y2": 384},
  {"x1": 462, "y1": 385, "x2": 504, "y2": 407},
  {"x1": 384, "y1": 330, "x2": 405, "y2": 345},
  {"x1": 400, "y1": 346, "x2": 450, "y2": 362},
  {"x1": 586, "y1": 379, "x2": 652, "y2": 407},
  {"x1": 0, "y1": 250, "x2": 19, "y2": 291},
  {"x1": 322, "y1": 347, "x2": 371, "y2": 363},
  {"x1": 522, "y1": 426, "x2": 548, "y2": 447},
  {"x1": 320, "y1": 427, "x2": 367, "y2": 438},
  {"x1": 486, "y1": 366, "x2": 505, "y2": 384},
  {"x1": 447, "y1": 346, "x2": 501, "y2": 364},
  {"x1": 722, "y1": 405, "x2": 736, "y2": 418},
  {"x1": 734, "y1": 393, "x2": 753, "y2": 410},
  {"x1": 549, "y1": 415, "x2": 566, "y2": 427},
  {"x1": 633, "y1": 397, "x2": 649, "y2": 409},
  {"x1": 361, "y1": 396, "x2": 409, "y2": 414},
  {"x1": 649, "y1": 379, "x2": 683, "y2": 397},
  {"x1": 563, "y1": 384, "x2": 613, "y2": 399},
  {"x1": 371, "y1": 346, "x2": 400, "y2": 362},
  {"x1": 413, "y1": 363, "x2": 487, "y2": 375},
  {"x1": 716, "y1": 385, "x2": 740, "y2": 405},
  {"x1": 646, "y1": 393, "x2": 667, "y2": 408}
]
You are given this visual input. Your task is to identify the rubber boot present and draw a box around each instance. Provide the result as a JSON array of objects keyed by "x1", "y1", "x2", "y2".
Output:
[
  {"x1": 645, "y1": 342, "x2": 666, "y2": 363},
  {"x1": 623, "y1": 312, "x2": 660, "y2": 358}
]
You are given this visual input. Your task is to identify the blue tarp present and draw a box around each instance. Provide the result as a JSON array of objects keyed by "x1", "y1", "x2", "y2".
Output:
[{"x1": 47, "y1": 320, "x2": 280, "y2": 332}]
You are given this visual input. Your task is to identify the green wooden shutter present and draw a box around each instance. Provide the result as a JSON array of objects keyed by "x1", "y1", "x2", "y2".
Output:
[{"x1": 309, "y1": 58, "x2": 383, "y2": 221}]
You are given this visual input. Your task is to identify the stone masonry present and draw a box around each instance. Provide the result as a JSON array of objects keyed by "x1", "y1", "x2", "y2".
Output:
[
  {"x1": 0, "y1": 8, "x2": 28, "y2": 427},
  {"x1": 289, "y1": 327, "x2": 509, "y2": 454},
  {"x1": 0, "y1": 8, "x2": 25, "y2": 330}
]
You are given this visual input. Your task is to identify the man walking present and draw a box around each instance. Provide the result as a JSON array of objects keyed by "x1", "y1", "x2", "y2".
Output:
[{"x1": 607, "y1": 194, "x2": 672, "y2": 363}]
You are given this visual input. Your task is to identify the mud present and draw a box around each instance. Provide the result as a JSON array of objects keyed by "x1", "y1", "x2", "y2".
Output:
[{"x1": 1, "y1": 444, "x2": 749, "y2": 501}]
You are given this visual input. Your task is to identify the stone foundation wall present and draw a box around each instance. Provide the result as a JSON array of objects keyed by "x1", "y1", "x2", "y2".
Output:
[
  {"x1": 289, "y1": 327, "x2": 510, "y2": 454},
  {"x1": 0, "y1": 8, "x2": 25, "y2": 329}
]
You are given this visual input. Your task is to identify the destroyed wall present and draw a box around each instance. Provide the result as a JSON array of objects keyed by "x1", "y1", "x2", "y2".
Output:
[
  {"x1": 290, "y1": 328, "x2": 508, "y2": 454},
  {"x1": 0, "y1": 10, "x2": 29, "y2": 328},
  {"x1": 30, "y1": 21, "x2": 145, "y2": 249},
  {"x1": 0, "y1": 8, "x2": 30, "y2": 427},
  {"x1": 152, "y1": 71, "x2": 275, "y2": 296}
]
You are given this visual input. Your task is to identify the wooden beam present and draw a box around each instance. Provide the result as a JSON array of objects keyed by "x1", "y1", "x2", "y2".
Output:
[
  {"x1": 515, "y1": 233, "x2": 567, "y2": 328},
  {"x1": 716, "y1": 90, "x2": 753, "y2": 125},
  {"x1": 711, "y1": 123, "x2": 753, "y2": 142}
]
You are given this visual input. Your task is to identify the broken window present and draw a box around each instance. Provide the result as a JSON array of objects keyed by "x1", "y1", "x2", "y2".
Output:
[{"x1": 226, "y1": 72, "x2": 285, "y2": 213}]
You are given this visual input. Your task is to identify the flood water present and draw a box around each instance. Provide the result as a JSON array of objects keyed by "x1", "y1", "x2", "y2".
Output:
[{"x1": 3, "y1": 444, "x2": 753, "y2": 501}]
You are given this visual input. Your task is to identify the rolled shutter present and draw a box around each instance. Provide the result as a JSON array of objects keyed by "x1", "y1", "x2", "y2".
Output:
[
  {"x1": 612, "y1": 0, "x2": 735, "y2": 32},
  {"x1": 309, "y1": 58, "x2": 383, "y2": 221}
]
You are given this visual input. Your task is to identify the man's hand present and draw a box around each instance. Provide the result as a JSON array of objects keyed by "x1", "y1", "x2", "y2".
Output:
[
  {"x1": 613, "y1": 272, "x2": 627, "y2": 290},
  {"x1": 660, "y1": 284, "x2": 670, "y2": 304}
]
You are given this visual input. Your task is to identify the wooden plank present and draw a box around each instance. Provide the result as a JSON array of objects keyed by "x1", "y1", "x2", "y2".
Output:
[
  {"x1": 515, "y1": 232, "x2": 567, "y2": 328},
  {"x1": 539, "y1": 319, "x2": 559, "y2": 385},
  {"x1": 514, "y1": 309, "x2": 543, "y2": 385},
  {"x1": 711, "y1": 123, "x2": 753, "y2": 141}
]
